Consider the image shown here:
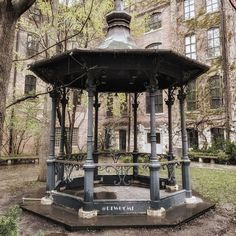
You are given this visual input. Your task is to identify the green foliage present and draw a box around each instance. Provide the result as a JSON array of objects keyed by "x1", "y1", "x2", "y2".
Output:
[
  {"x1": 4, "y1": 95, "x2": 42, "y2": 156},
  {"x1": 0, "y1": 206, "x2": 21, "y2": 236},
  {"x1": 223, "y1": 141, "x2": 236, "y2": 164},
  {"x1": 189, "y1": 140, "x2": 236, "y2": 164}
]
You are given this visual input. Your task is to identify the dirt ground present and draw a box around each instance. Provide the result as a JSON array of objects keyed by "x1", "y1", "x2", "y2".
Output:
[{"x1": 0, "y1": 164, "x2": 236, "y2": 236}]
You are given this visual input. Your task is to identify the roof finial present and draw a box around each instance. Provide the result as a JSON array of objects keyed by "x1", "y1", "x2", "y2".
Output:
[{"x1": 114, "y1": 0, "x2": 124, "y2": 11}]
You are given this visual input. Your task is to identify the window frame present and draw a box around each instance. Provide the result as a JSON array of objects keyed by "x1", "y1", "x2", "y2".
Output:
[
  {"x1": 146, "y1": 90, "x2": 163, "y2": 114},
  {"x1": 185, "y1": 34, "x2": 196, "y2": 59},
  {"x1": 187, "y1": 128, "x2": 199, "y2": 149},
  {"x1": 209, "y1": 75, "x2": 222, "y2": 109},
  {"x1": 147, "y1": 132, "x2": 161, "y2": 144},
  {"x1": 207, "y1": 27, "x2": 221, "y2": 58},
  {"x1": 145, "y1": 12, "x2": 162, "y2": 32},
  {"x1": 26, "y1": 33, "x2": 39, "y2": 57},
  {"x1": 206, "y1": 0, "x2": 219, "y2": 13},
  {"x1": 24, "y1": 75, "x2": 37, "y2": 95},
  {"x1": 186, "y1": 80, "x2": 198, "y2": 111},
  {"x1": 184, "y1": 0, "x2": 195, "y2": 20},
  {"x1": 55, "y1": 127, "x2": 78, "y2": 147}
]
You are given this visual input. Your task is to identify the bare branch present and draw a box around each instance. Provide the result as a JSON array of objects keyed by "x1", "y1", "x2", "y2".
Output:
[
  {"x1": 13, "y1": 0, "x2": 36, "y2": 17},
  {"x1": 13, "y1": 0, "x2": 95, "y2": 63}
]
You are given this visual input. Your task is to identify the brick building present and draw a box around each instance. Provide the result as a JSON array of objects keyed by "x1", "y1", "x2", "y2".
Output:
[{"x1": 6, "y1": 0, "x2": 236, "y2": 156}]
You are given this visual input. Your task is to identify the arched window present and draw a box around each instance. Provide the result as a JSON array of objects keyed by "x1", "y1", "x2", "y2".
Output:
[{"x1": 145, "y1": 42, "x2": 162, "y2": 49}]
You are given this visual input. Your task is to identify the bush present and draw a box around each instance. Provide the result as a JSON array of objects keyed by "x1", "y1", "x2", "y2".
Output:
[
  {"x1": 224, "y1": 141, "x2": 236, "y2": 164},
  {"x1": 0, "y1": 206, "x2": 21, "y2": 236}
]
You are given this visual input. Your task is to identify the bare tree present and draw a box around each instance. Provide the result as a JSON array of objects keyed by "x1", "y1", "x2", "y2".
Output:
[{"x1": 0, "y1": 0, "x2": 36, "y2": 155}]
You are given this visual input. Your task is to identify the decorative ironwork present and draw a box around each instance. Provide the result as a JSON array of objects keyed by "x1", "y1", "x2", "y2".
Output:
[
  {"x1": 55, "y1": 153, "x2": 86, "y2": 183},
  {"x1": 160, "y1": 159, "x2": 183, "y2": 176},
  {"x1": 97, "y1": 163, "x2": 149, "y2": 186}
]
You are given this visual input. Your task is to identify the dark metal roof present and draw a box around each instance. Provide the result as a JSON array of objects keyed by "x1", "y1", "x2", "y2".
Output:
[{"x1": 29, "y1": 48, "x2": 209, "y2": 92}]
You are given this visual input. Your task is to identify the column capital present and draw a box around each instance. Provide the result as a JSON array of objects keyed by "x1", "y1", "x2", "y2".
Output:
[
  {"x1": 177, "y1": 87, "x2": 187, "y2": 102},
  {"x1": 49, "y1": 89, "x2": 60, "y2": 100},
  {"x1": 165, "y1": 87, "x2": 175, "y2": 106}
]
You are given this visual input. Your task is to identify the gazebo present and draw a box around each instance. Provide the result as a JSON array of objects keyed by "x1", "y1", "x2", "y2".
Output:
[{"x1": 23, "y1": 0, "x2": 214, "y2": 228}]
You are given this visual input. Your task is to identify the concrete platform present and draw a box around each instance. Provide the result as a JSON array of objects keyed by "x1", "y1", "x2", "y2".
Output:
[{"x1": 21, "y1": 201, "x2": 215, "y2": 231}]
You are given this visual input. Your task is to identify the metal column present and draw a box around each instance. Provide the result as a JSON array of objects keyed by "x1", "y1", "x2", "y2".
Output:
[
  {"x1": 165, "y1": 87, "x2": 176, "y2": 186},
  {"x1": 149, "y1": 85, "x2": 161, "y2": 209},
  {"x1": 133, "y1": 93, "x2": 139, "y2": 179},
  {"x1": 93, "y1": 92, "x2": 100, "y2": 179},
  {"x1": 47, "y1": 90, "x2": 58, "y2": 191},
  {"x1": 57, "y1": 88, "x2": 67, "y2": 182},
  {"x1": 178, "y1": 86, "x2": 192, "y2": 198},
  {"x1": 83, "y1": 75, "x2": 96, "y2": 211}
]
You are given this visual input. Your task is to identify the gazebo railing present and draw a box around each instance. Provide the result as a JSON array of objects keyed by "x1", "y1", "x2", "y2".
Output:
[{"x1": 54, "y1": 152, "x2": 183, "y2": 190}]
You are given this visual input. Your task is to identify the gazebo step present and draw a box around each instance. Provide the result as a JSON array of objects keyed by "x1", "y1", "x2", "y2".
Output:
[{"x1": 21, "y1": 201, "x2": 215, "y2": 231}]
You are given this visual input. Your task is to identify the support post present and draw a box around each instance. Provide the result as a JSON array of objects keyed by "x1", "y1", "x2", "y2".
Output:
[
  {"x1": 165, "y1": 87, "x2": 177, "y2": 190},
  {"x1": 177, "y1": 86, "x2": 192, "y2": 199},
  {"x1": 148, "y1": 84, "x2": 161, "y2": 211},
  {"x1": 80, "y1": 74, "x2": 97, "y2": 217},
  {"x1": 132, "y1": 93, "x2": 139, "y2": 179},
  {"x1": 46, "y1": 90, "x2": 58, "y2": 191},
  {"x1": 57, "y1": 88, "x2": 67, "y2": 182},
  {"x1": 93, "y1": 92, "x2": 100, "y2": 179}
]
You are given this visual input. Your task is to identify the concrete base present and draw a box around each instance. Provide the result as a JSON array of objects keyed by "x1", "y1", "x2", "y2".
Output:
[
  {"x1": 41, "y1": 196, "x2": 53, "y2": 205},
  {"x1": 78, "y1": 208, "x2": 98, "y2": 219},
  {"x1": 165, "y1": 185, "x2": 179, "y2": 192},
  {"x1": 147, "y1": 207, "x2": 166, "y2": 217},
  {"x1": 21, "y1": 200, "x2": 215, "y2": 231},
  {"x1": 185, "y1": 196, "x2": 198, "y2": 204}
]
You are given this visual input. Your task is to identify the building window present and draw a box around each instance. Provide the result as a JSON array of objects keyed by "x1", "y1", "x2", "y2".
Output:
[
  {"x1": 146, "y1": 42, "x2": 162, "y2": 49},
  {"x1": 105, "y1": 127, "x2": 112, "y2": 150},
  {"x1": 207, "y1": 27, "x2": 221, "y2": 58},
  {"x1": 187, "y1": 128, "x2": 198, "y2": 149},
  {"x1": 147, "y1": 133, "x2": 161, "y2": 144},
  {"x1": 119, "y1": 130, "x2": 127, "y2": 151},
  {"x1": 184, "y1": 0, "x2": 195, "y2": 19},
  {"x1": 24, "y1": 75, "x2": 36, "y2": 95},
  {"x1": 211, "y1": 128, "x2": 224, "y2": 148},
  {"x1": 146, "y1": 90, "x2": 163, "y2": 114},
  {"x1": 120, "y1": 94, "x2": 128, "y2": 116},
  {"x1": 206, "y1": 0, "x2": 219, "y2": 13},
  {"x1": 145, "y1": 12, "x2": 161, "y2": 32},
  {"x1": 26, "y1": 33, "x2": 39, "y2": 56},
  {"x1": 185, "y1": 34, "x2": 196, "y2": 59},
  {"x1": 106, "y1": 93, "x2": 113, "y2": 117},
  {"x1": 55, "y1": 127, "x2": 78, "y2": 147},
  {"x1": 186, "y1": 81, "x2": 197, "y2": 111},
  {"x1": 209, "y1": 75, "x2": 222, "y2": 109}
]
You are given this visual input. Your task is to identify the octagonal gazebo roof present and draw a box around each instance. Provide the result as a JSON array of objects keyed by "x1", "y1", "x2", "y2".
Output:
[{"x1": 29, "y1": 48, "x2": 208, "y2": 93}]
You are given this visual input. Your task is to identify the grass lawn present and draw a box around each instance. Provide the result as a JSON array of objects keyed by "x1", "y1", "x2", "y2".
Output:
[
  {"x1": 139, "y1": 165, "x2": 236, "y2": 206},
  {"x1": 190, "y1": 167, "x2": 236, "y2": 206}
]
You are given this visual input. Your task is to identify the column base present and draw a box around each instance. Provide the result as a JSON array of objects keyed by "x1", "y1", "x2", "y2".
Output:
[
  {"x1": 79, "y1": 208, "x2": 98, "y2": 219},
  {"x1": 185, "y1": 196, "x2": 197, "y2": 204},
  {"x1": 165, "y1": 184, "x2": 179, "y2": 192},
  {"x1": 41, "y1": 196, "x2": 53, "y2": 205},
  {"x1": 147, "y1": 207, "x2": 166, "y2": 217}
]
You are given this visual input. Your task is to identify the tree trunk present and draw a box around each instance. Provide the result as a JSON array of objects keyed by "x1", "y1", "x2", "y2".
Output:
[{"x1": 0, "y1": 3, "x2": 17, "y2": 156}]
